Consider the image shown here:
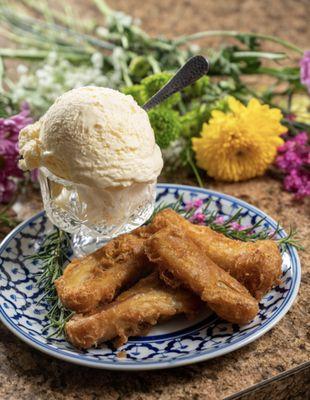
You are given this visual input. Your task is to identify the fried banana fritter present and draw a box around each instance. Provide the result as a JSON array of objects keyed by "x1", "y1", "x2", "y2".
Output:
[
  {"x1": 149, "y1": 209, "x2": 282, "y2": 299},
  {"x1": 65, "y1": 272, "x2": 201, "y2": 349},
  {"x1": 55, "y1": 227, "x2": 152, "y2": 313},
  {"x1": 145, "y1": 227, "x2": 259, "y2": 325}
]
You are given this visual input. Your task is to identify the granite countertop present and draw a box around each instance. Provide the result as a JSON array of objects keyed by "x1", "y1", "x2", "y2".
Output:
[{"x1": 0, "y1": 1, "x2": 309, "y2": 399}]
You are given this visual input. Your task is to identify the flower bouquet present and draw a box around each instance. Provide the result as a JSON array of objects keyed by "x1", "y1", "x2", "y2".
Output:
[{"x1": 0, "y1": 0, "x2": 309, "y2": 229}]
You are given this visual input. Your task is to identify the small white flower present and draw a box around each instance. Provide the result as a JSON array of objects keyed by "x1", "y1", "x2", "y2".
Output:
[
  {"x1": 11, "y1": 53, "x2": 116, "y2": 114},
  {"x1": 47, "y1": 51, "x2": 58, "y2": 64},
  {"x1": 91, "y1": 52, "x2": 103, "y2": 69},
  {"x1": 17, "y1": 64, "x2": 28, "y2": 75},
  {"x1": 189, "y1": 44, "x2": 201, "y2": 53},
  {"x1": 113, "y1": 11, "x2": 132, "y2": 27},
  {"x1": 36, "y1": 69, "x2": 47, "y2": 79},
  {"x1": 96, "y1": 26, "x2": 109, "y2": 38}
]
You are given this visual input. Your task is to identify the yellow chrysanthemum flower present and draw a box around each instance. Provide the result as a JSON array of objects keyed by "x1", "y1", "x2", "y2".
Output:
[{"x1": 192, "y1": 97, "x2": 287, "y2": 182}]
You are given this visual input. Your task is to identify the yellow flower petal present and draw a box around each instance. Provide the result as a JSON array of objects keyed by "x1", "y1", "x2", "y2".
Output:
[{"x1": 192, "y1": 96, "x2": 286, "y2": 182}]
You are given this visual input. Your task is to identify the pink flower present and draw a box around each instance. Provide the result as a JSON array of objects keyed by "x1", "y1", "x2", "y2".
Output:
[
  {"x1": 214, "y1": 215, "x2": 226, "y2": 224},
  {"x1": 0, "y1": 103, "x2": 33, "y2": 203},
  {"x1": 230, "y1": 221, "x2": 244, "y2": 231},
  {"x1": 284, "y1": 169, "x2": 310, "y2": 199},
  {"x1": 276, "y1": 132, "x2": 310, "y2": 199},
  {"x1": 0, "y1": 139, "x2": 23, "y2": 178},
  {"x1": 228, "y1": 221, "x2": 252, "y2": 231},
  {"x1": 276, "y1": 151, "x2": 303, "y2": 171},
  {"x1": 293, "y1": 132, "x2": 308, "y2": 146},
  {"x1": 286, "y1": 114, "x2": 296, "y2": 121},
  {"x1": 300, "y1": 51, "x2": 310, "y2": 93},
  {"x1": 189, "y1": 211, "x2": 206, "y2": 224},
  {"x1": 194, "y1": 212, "x2": 206, "y2": 224},
  {"x1": 185, "y1": 198, "x2": 203, "y2": 211}
]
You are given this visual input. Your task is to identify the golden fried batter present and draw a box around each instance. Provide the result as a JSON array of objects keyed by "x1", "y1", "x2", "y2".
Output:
[
  {"x1": 149, "y1": 209, "x2": 282, "y2": 299},
  {"x1": 55, "y1": 227, "x2": 152, "y2": 313},
  {"x1": 145, "y1": 227, "x2": 259, "y2": 325},
  {"x1": 65, "y1": 272, "x2": 201, "y2": 349}
]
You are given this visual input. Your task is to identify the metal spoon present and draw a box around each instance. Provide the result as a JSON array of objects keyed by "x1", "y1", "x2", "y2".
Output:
[{"x1": 142, "y1": 55, "x2": 209, "y2": 111}]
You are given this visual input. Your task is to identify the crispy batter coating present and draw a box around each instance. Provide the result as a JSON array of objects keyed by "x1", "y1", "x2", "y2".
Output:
[
  {"x1": 145, "y1": 227, "x2": 259, "y2": 325},
  {"x1": 149, "y1": 209, "x2": 282, "y2": 299},
  {"x1": 65, "y1": 272, "x2": 201, "y2": 349},
  {"x1": 55, "y1": 227, "x2": 152, "y2": 313}
]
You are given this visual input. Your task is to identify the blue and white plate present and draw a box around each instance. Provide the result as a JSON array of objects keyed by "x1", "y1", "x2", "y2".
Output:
[{"x1": 0, "y1": 184, "x2": 300, "y2": 370}]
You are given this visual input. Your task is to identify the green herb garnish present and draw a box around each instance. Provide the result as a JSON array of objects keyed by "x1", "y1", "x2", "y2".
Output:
[
  {"x1": 150, "y1": 195, "x2": 303, "y2": 251},
  {"x1": 30, "y1": 228, "x2": 73, "y2": 337}
]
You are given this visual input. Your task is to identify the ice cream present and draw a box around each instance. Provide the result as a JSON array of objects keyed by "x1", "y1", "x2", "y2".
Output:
[
  {"x1": 19, "y1": 86, "x2": 163, "y2": 187},
  {"x1": 19, "y1": 86, "x2": 163, "y2": 230}
]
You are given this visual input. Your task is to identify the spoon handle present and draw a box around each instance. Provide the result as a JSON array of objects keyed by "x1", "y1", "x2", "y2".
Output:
[{"x1": 142, "y1": 55, "x2": 209, "y2": 111}]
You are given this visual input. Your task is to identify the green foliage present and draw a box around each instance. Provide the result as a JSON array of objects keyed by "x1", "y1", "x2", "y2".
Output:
[
  {"x1": 122, "y1": 84, "x2": 147, "y2": 106},
  {"x1": 0, "y1": 104, "x2": 8, "y2": 118},
  {"x1": 0, "y1": 94, "x2": 17, "y2": 118},
  {"x1": 142, "y1": 72, "x2": 172, "y2": 95},
  {"x1": 183, "y1": 76, "x2": 210, "y2": 99},
  {"x1": 148, "y1": 106, "x2": 182, "y2": 149},
  {"x1": 129, "y1": 56, "x2": 152, "y2": 81},
  {"x1": 142, "y1": 72, "x2": 181, "y2": 107},
  {"x1": 212, "y1": 98, "x2": 230, "y2": 113},
  {"x1": 29, "y1": 228, "x2": 73, "y2": 337},
  {"x1": 0, "y1": 210, "x2": 18, "y2": 228},
  {"x1": 180, "y1": 104, "x2": 210, "y2": 138},
  {"x1": 122, "y1": 72, "x2": 214, "y2": 148}
]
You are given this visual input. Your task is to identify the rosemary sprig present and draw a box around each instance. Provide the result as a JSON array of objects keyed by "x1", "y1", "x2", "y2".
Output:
[
  {"x1": 275, "y1": 226, "x2": 304, "y2": 252},
  {"x1": 150, "y1": 195, "x2": 303, "y2": 250},
  {"x1": 30, "y1": 228, "x2": 73, "y2": 337}
]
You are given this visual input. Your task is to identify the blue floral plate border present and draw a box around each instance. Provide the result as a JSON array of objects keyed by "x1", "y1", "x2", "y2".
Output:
[{"x1": 0, "y1": 184, "x2": 301, "y2": 370}]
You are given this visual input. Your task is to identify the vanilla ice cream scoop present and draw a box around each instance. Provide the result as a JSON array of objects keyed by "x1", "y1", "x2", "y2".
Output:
[
  {"x1": 19, "y1": 86, "x2": 163, "y2": 188},
  {"x1": 19, "y1": 87, "x2": 163, "y2": 245}
]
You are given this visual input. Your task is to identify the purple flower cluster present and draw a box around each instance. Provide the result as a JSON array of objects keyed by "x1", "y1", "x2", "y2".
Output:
[
  {"x1": 214, "y1": 215, "x2": 252, "y2": 231},
  {"x1": 0, "y1": 103, "x2": 33, "y2": 203},
  {"x1": 185, "y1": 199, "x2": 251, "y2": 230},
  {"x1": 300, "y1": 51, "x2": 310, "y2": 93},
  {"x1": 185, "y1": 199, "x2": 205, "y2": 224},
  {"x1": 184, "y1": 198, "x2": 203, "y2": 211},
  {"x1": 276, "y1": 132, "x2": 310, "y2": 199}
]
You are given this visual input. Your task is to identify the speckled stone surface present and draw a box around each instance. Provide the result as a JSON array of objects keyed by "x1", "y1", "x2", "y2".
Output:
[
  {"x1": 1, "y1": 1, "x2": 309, "y2": 399},
  {"x1": 225, "y1": 362, "x2": 309, "y2": 399}
]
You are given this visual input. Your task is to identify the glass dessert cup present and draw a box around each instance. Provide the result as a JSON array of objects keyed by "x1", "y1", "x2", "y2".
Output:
[{"x1": 39, "y1": 167, "x2": 156, "y2": 256}]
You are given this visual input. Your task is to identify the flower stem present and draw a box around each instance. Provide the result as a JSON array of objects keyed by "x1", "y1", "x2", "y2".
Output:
[
  {"x1": 0, "y1": 48, "x2": 91, "y2": 62},
  {"x1": 232, "y1": 51, "x2": 287, "y2": 60},
  {"x1": 186, "y1": 148, "x2": 204, "y2": 188},
  {"x1": 174, "y1": 31, "x2": 304, "y2": 54},
  {"x1": 21, "y1": 0, "x2": 85, "y2": 28},
  {"x1": 93, "y1": 0, "x2": 113, "y2": 17}
]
